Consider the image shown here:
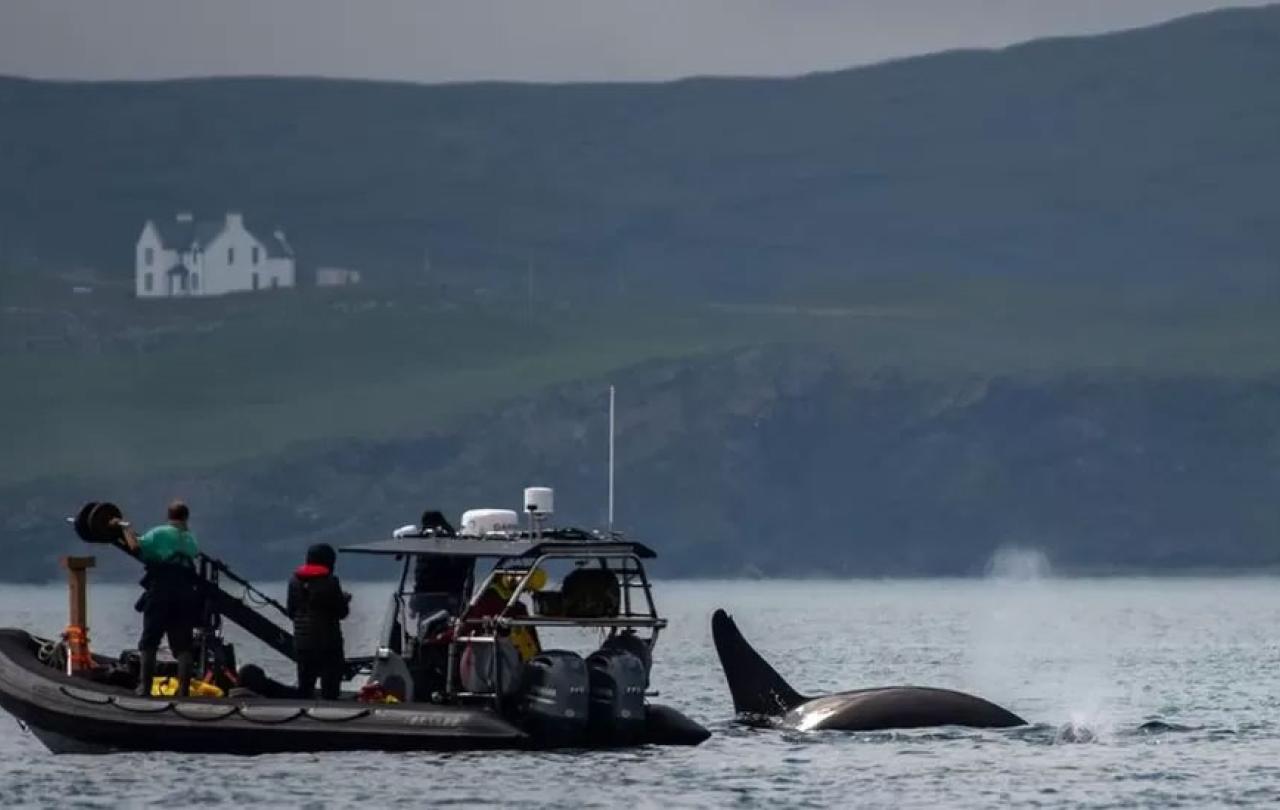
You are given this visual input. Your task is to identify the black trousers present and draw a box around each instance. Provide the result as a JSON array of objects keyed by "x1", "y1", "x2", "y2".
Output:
[
  {"x1": 137, "y1": 592, "x2": 195, "y2": 654},
  {"x1": 296, "y1": 650, "x2": 344, "y2": 700}
]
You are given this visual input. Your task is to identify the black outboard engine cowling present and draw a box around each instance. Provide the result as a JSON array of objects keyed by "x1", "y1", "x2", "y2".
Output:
[
  {"x1": 519, "y1": 650, "x2": 588, "y2": 745},
  {"x1": 600, "y1": 632, "x2": 652, "y2": 684},
  {"x1": 587, "y1": 646, "x2": 647, "y2": 745}
]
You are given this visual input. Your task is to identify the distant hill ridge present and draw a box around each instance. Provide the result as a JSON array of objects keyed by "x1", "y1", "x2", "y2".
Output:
[
  {"x1": 7, "y1": 346, "x2": 1280, "y2": 581},
  {"x1": 1, "y1": 4, "x2": 1278, "y2": 293}
]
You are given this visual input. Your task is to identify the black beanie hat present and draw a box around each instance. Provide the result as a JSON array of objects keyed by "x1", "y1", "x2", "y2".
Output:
[{"x1": 305, "y1": 543, "x2": 337, "y2": 570}]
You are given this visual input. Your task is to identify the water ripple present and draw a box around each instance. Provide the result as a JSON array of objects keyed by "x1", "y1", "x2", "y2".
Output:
[{"x1": 3, "y1": 578, "x2": 1280, "y2": 807}]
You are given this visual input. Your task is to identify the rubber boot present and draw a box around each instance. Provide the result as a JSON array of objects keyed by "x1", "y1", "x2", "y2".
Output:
[
  {"x1": 176, "y1": 651, "x2": 194, "y2": 698},
  {"x1": 135, "y1": 649, "x2": 157, "y2": 697}
]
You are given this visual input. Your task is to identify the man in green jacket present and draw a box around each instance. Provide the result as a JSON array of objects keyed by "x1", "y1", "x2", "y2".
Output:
[{"x1": 118, "y1": 501, "x2": 201, "y2": 696}]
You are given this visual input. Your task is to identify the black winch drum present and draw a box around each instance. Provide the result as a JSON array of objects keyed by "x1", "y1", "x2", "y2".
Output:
[{"x1": 74, "y1": 501, "x2": 124, "y2": 544}]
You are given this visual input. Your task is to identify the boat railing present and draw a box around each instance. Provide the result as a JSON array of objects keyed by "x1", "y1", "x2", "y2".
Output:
[
  {"x1": 434, "y1": 548, "x2": 664, "y2": 710},
  {"x1": 496, "y1": 548, "x2": 657, "y2": 616},
  {"x1": 496, "y1": 616, "x2": 666, "y2": 629}
]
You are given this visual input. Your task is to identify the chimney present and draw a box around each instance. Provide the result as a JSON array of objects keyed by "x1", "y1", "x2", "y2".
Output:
[
  {"x1": 176, "y1": 212, "x2": 193, "y2": 223},
  {"x1": 226, "y1": 211, "x2": 243, "y2": 229}
]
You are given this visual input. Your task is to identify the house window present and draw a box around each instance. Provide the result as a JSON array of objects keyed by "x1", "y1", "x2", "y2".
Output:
[
  {"x1": 252, "y1": 246, "x2": 260, "y2": 265},
  {"x1": 228, "y1": 247, "x2": 235, "y2": 265},
  {"x1": 192, "y1": 274, "x2": 200, "y2": 291},
  {"x1": 144, "y1": 247, "x2": 154, "y2": 266},
  {"x1": 252, "y1": 272, "x2": 259, "y2": 290},
  {"x1": 143, "y1": 273, "x2": 153, "y2": 292}
]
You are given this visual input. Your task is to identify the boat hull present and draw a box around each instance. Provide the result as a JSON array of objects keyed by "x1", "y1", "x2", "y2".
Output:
[{"x1": 0, "y1": 629, "x2": 708, "y2": 753}]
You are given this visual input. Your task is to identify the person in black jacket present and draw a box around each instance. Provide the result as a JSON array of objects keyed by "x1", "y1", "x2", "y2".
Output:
[
  {"x1": 409, "y1": 510, "x2": 473, "y2": 619},
  {"x1": 286, "y1": 543, "x2": 350, "y2": 700}
]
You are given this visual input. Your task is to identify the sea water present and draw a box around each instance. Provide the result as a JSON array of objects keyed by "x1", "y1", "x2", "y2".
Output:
[{"x1": 2, "y1": 577, "x2": 1279, "y2": 807}]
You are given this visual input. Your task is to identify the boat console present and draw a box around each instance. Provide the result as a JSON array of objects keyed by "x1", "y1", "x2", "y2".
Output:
[{"x1": 342, "y1": 487, "x2": 680, "y2": 746}]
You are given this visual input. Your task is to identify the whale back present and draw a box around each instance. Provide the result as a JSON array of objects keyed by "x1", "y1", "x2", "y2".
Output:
[
  {"x1": 787, "y1": 686, "x2": 1027, "y2": 731},
  {"x1": 711, "y1": 609, "x2": 807, "y2": 716}
]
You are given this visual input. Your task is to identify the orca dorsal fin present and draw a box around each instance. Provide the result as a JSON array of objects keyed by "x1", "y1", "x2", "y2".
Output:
[{"x1": 711, "y1": 608, "x2": 806, "y2": 716}]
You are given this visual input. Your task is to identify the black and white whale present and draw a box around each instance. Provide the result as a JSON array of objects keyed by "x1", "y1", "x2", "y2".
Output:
[{"x1": 712, "y1": 609, "x2": 1026, "y2": 732}]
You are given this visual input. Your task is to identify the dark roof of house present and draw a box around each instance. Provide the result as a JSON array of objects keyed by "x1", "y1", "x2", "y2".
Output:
[
  {"x1": 260, "y1": 229, "x2": 294, "y2": 259},
  {"x1": 146, "y1": 215, "x2": 294, "y2": 258},
  {"x1": 151, "y1": 218, "x2": 216, "y2": 251},
  {"x1": 194, "y1": 220, "x2": 224, "y2": 247}
]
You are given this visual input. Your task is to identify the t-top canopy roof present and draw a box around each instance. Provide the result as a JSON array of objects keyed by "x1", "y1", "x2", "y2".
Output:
[{"x1": 340, "y1": 535, "x2": 656, "y2": 560}]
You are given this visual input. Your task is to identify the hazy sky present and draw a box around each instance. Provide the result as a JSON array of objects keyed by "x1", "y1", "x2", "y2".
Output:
[{"x1": 1, "y1": 0, "x2": 1272, "y2": 83}]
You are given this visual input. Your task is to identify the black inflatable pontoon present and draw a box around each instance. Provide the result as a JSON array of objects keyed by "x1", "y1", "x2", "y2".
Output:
[{"x1": 0, "y1": 629, "x2": 706, "y2": 754}]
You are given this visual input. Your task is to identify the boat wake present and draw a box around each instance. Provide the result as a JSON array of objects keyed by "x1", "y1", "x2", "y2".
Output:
[{"x1": 1004, "y1": 718, "x2": 1205, "y2": 746}]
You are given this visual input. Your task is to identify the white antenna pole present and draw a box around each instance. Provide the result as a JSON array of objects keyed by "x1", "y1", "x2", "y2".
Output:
[{"x1": 608, "y1": 385, "x2": 615, "y2": 535}]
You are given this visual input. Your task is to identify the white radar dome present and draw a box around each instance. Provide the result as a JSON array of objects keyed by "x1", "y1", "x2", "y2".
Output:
[
  {"x1": 460, "y1": 508, "x2": 520, "y2": 537},
  {"x1": 523, "y1": 487, "x2": 554, "y2": 516}
]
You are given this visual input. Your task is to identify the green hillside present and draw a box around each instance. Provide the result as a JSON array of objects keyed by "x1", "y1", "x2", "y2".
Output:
[
  {"x1": 1, "y1": 5, "x2": 1279, "y2": 293},
  {"x1": 7, "y1": 342, "x2": 1280, "y2": 583},
  {"x1": 3, "y1": 273, "x2": 1277, "y2": 489},
  {"x1": 3, "y1": 7, "x2": 1280, "y2": 579}
]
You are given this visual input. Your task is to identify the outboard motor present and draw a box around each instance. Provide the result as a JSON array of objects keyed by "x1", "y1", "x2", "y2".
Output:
[
  {"x1": 587, "y1": 645, "x2": 647, "y2": 745},
  {"x1": 519, "y1": 650, "x2": 588, "y2": 745},
  {"x1": 600, "y1": 632, "x2": 652, "y2": 684}
]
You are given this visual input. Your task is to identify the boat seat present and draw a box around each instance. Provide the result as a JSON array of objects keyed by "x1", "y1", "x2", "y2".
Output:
[
  {"x1": 560, "y1": 568, "x2": 621, "y2": 617},
  {"x1": 531, "y1": 590, "x2": 563, "y2": 616}
]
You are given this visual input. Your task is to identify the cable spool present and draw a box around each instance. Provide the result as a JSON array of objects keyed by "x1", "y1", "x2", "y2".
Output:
[
  {"x1": 73, "y1": 501, "x2": 124, "y2": 544},
  {"x1": 72, "y1": 502, "x2": 99, "y2": 543}
]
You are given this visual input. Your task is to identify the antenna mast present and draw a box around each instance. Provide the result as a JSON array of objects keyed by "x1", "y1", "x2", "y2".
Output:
[{"x1": 608, "y1": 385, "x2": 615, "y2": 535}]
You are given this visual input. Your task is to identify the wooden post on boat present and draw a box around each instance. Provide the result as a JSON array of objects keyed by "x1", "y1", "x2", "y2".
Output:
[{"x1": 60, "y1": 555, "x2": 96, "y2": 675}]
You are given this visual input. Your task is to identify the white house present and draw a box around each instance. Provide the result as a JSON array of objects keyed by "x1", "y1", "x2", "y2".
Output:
[{"x1": 135, "y1": 212, "x2": 296, "y2": 298}]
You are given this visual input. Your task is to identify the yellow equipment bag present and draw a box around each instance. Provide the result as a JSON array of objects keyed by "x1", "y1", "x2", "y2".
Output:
[
  {"x1": 151, "y1": 676, "x2": 224, "y2": 698},
  {"x1": 509, "y1": 627, "x2": 539, "y2": 662}
]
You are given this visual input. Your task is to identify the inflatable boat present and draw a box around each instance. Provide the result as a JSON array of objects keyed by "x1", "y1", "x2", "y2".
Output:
[
  {"x1": 0, "y1": 629, "x2": 705, "y2": 754},
  {"x1": 0, "y1": 493, "x2": 710, "y2": 753}
]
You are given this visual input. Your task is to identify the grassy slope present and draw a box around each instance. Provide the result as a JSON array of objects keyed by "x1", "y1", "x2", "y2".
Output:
[
  {"x1": 2, "y1": 289, "x2": 742, "y2": 485},
  {"x1": 2, "y1": 5, "x2": 1279, "y2": 489},
  {"x1": 5, "y1": 276, "x2": 1279, "y2": 488}
]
